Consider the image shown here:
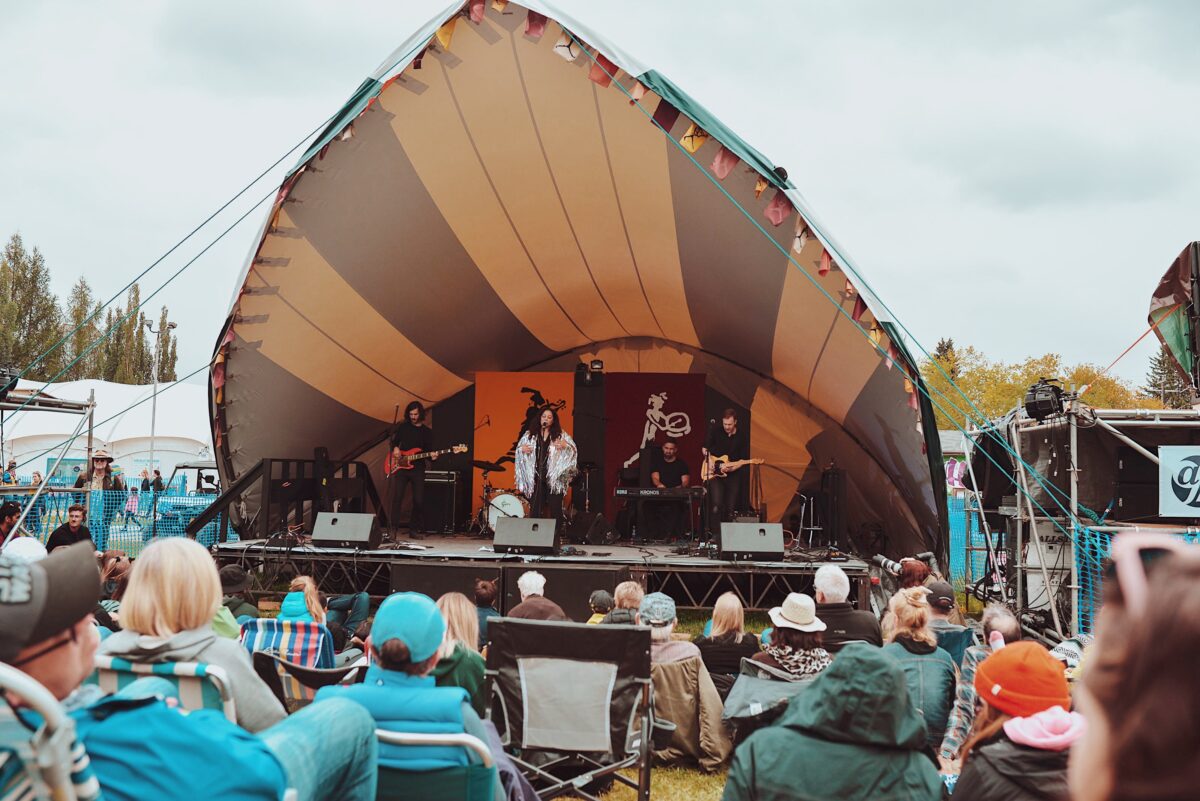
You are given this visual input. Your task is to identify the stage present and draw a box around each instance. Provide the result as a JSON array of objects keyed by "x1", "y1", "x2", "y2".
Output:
[{"x1": 213, "y1": 534, "x2": 871, "y2": 621}]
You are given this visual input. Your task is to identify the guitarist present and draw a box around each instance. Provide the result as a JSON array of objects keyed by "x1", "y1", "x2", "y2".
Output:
[
  {"x1": 703, "y1": 408, "x2": 749, "y2": 527},
  {"x1": 389, "y1": 401, "x2": 436, "y2": 538}
]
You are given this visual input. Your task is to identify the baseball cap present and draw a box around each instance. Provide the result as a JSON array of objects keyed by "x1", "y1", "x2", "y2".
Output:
[
  {"x1": 927, "y1": 581, "x2": 956, "y2": 611},
  {"x1": 638, "y1": 592, "x2": 676, "y2": 626},
  {"x1": 0, "y1": 541, "x2": 101, "y2": 662},
  {"x1": 589, "y1": 589, "x2": 614, "y2": 613},
  {"x1": 370, "y1": 592, "x2": 445, "y2": 663},
  {"x1": 2, "y1": 537, "x2": 47, "y2": 563}
]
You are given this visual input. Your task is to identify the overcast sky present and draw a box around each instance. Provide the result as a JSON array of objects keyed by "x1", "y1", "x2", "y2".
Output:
[{"x1": 3, "y1": 0, "x2": 1199, "y2": 390}]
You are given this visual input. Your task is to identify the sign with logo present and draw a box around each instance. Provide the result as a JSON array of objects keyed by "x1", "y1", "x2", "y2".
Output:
[{"x1": 1159, "y1": 446, "x2": 1200, "y2": 517}]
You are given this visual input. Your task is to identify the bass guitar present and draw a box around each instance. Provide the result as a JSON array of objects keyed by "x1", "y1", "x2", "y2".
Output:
[
  {"x1": 386, "y1": 444, "x2": 467, "y2": 477},
  {"x1": 701, "y1": 454, "x2": 764, "y2": 482}
]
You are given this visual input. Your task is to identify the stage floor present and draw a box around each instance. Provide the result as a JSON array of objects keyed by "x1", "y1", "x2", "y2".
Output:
[{"x1": 214, "y1": 534, "x2": 871, "y2": 614}]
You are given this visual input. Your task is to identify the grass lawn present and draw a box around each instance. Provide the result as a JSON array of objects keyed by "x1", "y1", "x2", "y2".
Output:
[{"x1": 598, "y1": 767, "x2": 728, "y2": 801}]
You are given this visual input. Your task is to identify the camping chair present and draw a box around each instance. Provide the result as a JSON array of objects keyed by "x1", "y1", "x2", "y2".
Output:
[
  {"x1": 722, "y1": 657, "x2": 815, "y2": 745},
  {"x1": 252, "y1": 651, "x2": 363, "y2": 708},
  {"x1": 649, "y1": 655, "x2": 732, "y2": 771},
  {"x1": 486, "y1": 618, "x2": 652, "y2": 801},
  {"x1": 375, "y1": 730, "x2": 498, "y2": 801},
  {"x1": 0, "y1": 663, "x2": 101, "y2": 801},
  {"x1": 239, "y1": 618, "x2": 336, "y2": 669},
  {"x1": 935, "y1": 627, "x2": 977, "y2": 667},
  {"x1": 89, "y1": 655, "x2": 237, "y2": 723}
]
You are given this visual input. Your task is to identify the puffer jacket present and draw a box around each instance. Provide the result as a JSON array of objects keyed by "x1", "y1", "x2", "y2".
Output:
[
  {"x1": 882, "y1": 634, "x2": 958, "y2": 749},
  {"x1": 722, "y1": 643, "x2": 942, "y2": 801},
  {"x1": 953, "y1": 707, "x2": 1083, "y2": 800},
  {"x1": 651, "y1": 655, "x2": 732, "y2": 772}
]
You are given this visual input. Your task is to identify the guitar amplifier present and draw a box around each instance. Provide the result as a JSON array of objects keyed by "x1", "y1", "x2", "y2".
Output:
[{"x1": 424, "y1": 470, "x2": 460, "y2": 534}]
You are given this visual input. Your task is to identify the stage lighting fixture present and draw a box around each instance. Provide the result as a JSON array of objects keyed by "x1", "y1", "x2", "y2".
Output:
[
  {"x1": 1023, "y1": 378, "x2": 1065, "y2": 421},
  {"x1": 0, "y1": 366, "x2": 18, "y2": 402},
  {"x1": 589, "y1": 359, "x2": 604, "y2": 372}
]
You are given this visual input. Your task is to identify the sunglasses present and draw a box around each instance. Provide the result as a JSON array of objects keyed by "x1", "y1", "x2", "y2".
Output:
[{"x1": 1107, "y1": 533, "x2": 1198, "y2": 617}]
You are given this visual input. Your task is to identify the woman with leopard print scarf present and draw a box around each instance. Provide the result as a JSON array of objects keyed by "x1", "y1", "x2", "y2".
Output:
[{"x1": 752, "y1": 592, "x2": 832, "y2": 680}]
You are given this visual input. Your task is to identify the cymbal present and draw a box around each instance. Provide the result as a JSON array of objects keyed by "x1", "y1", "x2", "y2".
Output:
[{"x1": 472, "y1": 460, "x2": 507, "y2": 473}]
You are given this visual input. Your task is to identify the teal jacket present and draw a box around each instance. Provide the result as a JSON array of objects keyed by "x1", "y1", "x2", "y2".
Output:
[
  {"x1": 278, "y1": 592, "x2": 314, "y2": 622},
  {"x1": 722, "y1": 643, "x2": 943, "y2": 801},
  {"x1": 882, "y1": 636, "x2": 959, "y2": 749}
]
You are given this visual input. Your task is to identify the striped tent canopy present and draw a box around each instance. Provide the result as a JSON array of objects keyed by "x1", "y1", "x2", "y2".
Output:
[{"x1": 212, "y1": 0, "x2": 947, "y2": 559}]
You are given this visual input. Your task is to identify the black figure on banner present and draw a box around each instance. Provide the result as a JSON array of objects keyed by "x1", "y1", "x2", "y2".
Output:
[{"x1": 514, "y1": 407, "x2": 577, "y2": 524}]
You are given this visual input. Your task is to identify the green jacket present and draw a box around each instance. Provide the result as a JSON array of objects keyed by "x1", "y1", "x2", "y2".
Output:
[
  {"x1": 431, "y1": 643, "x2": 486, "y2": 717},
  {"x1": 222, "y1": 595, "x2": 260, "y2": 620},
  {"x1": 722, "y1": 643, "x2": 944, "y2": 801}
]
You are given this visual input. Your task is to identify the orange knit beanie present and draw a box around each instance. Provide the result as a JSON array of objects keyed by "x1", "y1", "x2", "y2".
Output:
[{"x1": 974, "y1": 640, "x2": 1070, "y2": 718}]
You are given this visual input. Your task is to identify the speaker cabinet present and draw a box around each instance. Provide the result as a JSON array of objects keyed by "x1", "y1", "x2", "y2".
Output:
[
  {"x1": 500, "y1": 563, "x2": 632, "y2": 620},
  {"x1": 311, "y1": 511, "x2": 381, "y2": 550},
  {"x1": 424, "y1": 470, "x2": 460, "y2": 534},
  {"x1": 718, "y1": 522, "x2": 785, "y2": 561},
  {"x1": 494, "y1": 517, "x2": 558, "y2": 555}
]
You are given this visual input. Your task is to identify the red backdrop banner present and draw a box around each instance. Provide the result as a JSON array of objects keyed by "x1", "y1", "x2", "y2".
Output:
[{"x1": 603, "y1": 372, "x2": 705, "y2": 518}]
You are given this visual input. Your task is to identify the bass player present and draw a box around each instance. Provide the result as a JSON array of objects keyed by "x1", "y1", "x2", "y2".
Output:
[
  {"x1": 703, "y1": 408, "x2": 749, "y2": 526},
  {"x1": 389, "y1": 401, "x2": 437, "y2": 538}
]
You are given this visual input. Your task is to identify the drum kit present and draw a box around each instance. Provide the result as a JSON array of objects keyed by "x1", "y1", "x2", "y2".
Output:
[{"x1": 468, "y1": 458, "x2": 600, "y2": 536}]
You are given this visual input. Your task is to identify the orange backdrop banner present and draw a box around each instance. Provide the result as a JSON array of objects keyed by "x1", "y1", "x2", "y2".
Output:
[{"x1": 472, "y1": 371, "x2": 575, "y2": 515}]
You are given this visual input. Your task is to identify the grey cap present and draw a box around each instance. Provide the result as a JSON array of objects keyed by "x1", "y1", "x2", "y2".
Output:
[
  {"x1": 0, "y1": 541, "x2": 101, "y2": 662},
  {"x1": 638, "y1": 592, "x2": 676, "y2": 626}
]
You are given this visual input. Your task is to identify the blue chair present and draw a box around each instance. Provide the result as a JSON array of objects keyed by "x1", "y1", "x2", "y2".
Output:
[
  {"x1": 89, "y1": 655, "x2": 237, "y2": 723},
  {"x1": 239, "y1": 618, "x2": 336, "y2": 669},
  {"x1": 374, "y1": 730, "x2": 497, "y2": 801}
]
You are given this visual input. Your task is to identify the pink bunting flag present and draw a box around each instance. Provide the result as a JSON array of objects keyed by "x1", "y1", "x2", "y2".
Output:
[
  {"x1": 909, "y1": 387, "x2": 920, "y2": 410},
  {"x1": 525, "y1": 11, "x2": 547, "y2": 37},
  {"x1": 886, "y1": 340, "x2": 900, "y2": 370},
  {"x1": 651, "y1": 99, "x2": 680, "y2": 132},
  {"x1": 764, "y1": 191, "x2": 793, "y2": 226},
  {"x1": 845, "y1": 279, "x2": 856, "y2": 296},
  {"x1": 819, "y1": 249, "x2": 832, "y2": 276},
  {"x1": 469, "y1": 0, "x2": 485, "y2": 23},
  {"x1": 711, "y1": 146, "x2": 739, "y2": 180},
  {"x1": 852, "y1": 294, "x2": 868, "y2": 323},
  {"x1": 588, "y1": 54, "x2": 618, "y2": 88},
  {"x1": 629, "y1": 81, "x2": 647, "y2": 105}
]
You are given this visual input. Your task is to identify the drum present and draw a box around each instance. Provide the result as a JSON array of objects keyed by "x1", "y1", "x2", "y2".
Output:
[{"x1": 486, "y1": 491, "x2": 530, "y2": 531}]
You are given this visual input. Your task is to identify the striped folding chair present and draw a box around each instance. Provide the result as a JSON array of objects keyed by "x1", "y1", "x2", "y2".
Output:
[
  {"x1": 90, "y1": 655, "x2": 237, "y2": 723},
  {"x1": 238, "y1": 619, "x2": 336, "y2": 669}
]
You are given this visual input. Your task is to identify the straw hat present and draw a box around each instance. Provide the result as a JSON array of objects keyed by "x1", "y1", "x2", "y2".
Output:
[
  {"x1": 90, "y1": 450, "x2": 114, "y2": 463},
  {"x1": 768, "y1": 592, "x2": 826, "y2": 633}
]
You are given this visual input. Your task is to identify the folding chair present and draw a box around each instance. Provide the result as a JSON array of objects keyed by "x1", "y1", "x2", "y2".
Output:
[
  {"x1": 252, "y1": 651, "x2": 363, "y2": 708},
  {"x1": 0, "y1": 663, "x2": 102, "y2": 801},
  {"x1": 89, "y1": 655, "x2": 237, "y2": 723},
  {"x1": 374, "y1": 730, "x2": 498, "y2": 801},
  {"x1": 486, "y1": 618, "x2": 652, "y2": 801},
  {"x1": 239, "y1": 618, "x2": 336, "y2": 669},
  {"x1": 722, "y1": 657, "x2": 815, "y2": 745}
]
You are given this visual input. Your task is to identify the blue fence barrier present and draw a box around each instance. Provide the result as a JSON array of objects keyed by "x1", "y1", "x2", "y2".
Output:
[{"x1": 946, "y1": 494, "x2": 987, "y2": 589}]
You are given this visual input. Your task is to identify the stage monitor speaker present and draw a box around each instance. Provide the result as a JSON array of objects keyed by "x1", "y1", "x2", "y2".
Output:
[
  {"x1": 562, "y1": 512, "x2": 617, "y2": 546},
  {"x1": 718, "y1": 522, "x2": 785, "y2": 561},
  {"x1": 494, "y1": 517, "x2": 558, "y2": 555},
  {"x1": 312, "y1": 511, "x2": 381, "y2": 550}
]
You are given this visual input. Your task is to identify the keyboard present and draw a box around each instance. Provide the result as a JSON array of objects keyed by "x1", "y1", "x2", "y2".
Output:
[{"x1": 614, "y1": 486, "x2": 705, "y2": 499}]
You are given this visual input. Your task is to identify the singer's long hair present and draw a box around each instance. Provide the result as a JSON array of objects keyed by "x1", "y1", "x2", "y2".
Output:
[{"x1": 526, "y1": 406, "x2": 563, "y2": 440}]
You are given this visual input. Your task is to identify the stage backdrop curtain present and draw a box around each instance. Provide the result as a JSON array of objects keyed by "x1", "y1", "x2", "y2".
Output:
[
  {"x1": 603, "y1": 372, "x2": 705, "y2": 519},
  {"x1": 472, "y1": 371, "x2": 575, "y2": 515}
]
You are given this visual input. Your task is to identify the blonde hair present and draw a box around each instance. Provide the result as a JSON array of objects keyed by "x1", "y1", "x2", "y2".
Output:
[
  {"x1": 289, "y1": 576, "x2": 325, "y2": 624},
  {"x1": 887, "y1": 586, "x2": 937, "y2": 646},
  {"x1": 710, "y1": 592, "x2": 746, "y2": 642},
  {"x1": 436, "y1": 591, "x2": 480, "y2": 659},
  {"x1": 614, "y1": 580, "x2": 644, "y2": 610},
  {"x1": 119, "y1": 538, "x2": 221, "y2": 638}
]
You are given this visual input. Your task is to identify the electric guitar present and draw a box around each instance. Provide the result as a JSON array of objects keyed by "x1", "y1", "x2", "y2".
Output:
[
  {"x1": 386, "y1": 444, "x2": 467, "y2": 476},
  {"x1": 701, "y1": 454, "x2": 764, "y2": 482}
]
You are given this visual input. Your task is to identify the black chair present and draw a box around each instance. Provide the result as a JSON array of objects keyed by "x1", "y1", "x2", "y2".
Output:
[
  {"x1": 252, "y1": 651, "x2": 364, "y2": 708},
  {"x1": 486, "y1": 619, "x2": 652, "y2": 801}
]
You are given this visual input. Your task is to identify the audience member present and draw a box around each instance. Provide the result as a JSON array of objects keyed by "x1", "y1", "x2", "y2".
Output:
[
  {"x1": 927, "y1": 580, "x2": 967, "y2": 635},
  {"x1": 812, "y1": 564, "x2": 882, "y2": 651},
  {"x1": 899, "y1": 558, "x2": 931, "y2": 588},
  {"x1": 637, "y1": 592, "x2": 700, "y2": 664},
  {"x1": 219, "y1": 564, "x2": 260, "y2": 622},
  {"x1": 586, "y1": 589, "x2": 614, "y2": 624},
  {"x1": 0, "y1": 543, "x2": 378, "y2": 801},
  {"x1": 433, "y1": 591, "x2": 487, "y2": 716},
  {"x1": 882, "y1": 587, "x2": 958, "y2": 752},
  {"x1": 1069, "y1": 537, "x2": 1200, "y2": 801},
  {"x1": 45, "y1": 505, "x2": 92, "y2": 553},
  {"x1": 751, "y1": 593, "x2": 831, "y2": 680},
  {"x1": 952, "y1": 641, "x2": 1082, "y2": 800},
  {"x1": 73, "y1": 451, "x2": 124, "y2": 551},
  {"x1": 2, "y1": 459, "x2": 17, "y2": 484},
  {"x1": 722, "y1": 643, "x2": 943, "y2": 801},
  {"x1": 599, "y1": 580, "x2": 643, "y2": 625},
  {"x1": 474, "y1": 577, "x2": 501, "y2": 649},
  {"x1": 507, "y1": 571, "x2": 568, "y2": 621},
  {"x1": 694, "y1": 592, "x2": 760, "y2": 686},
  {"x1": 0, "y1": 501, "x2": 21, "y2": 543},
  {"x1": 940, "y1": 604, "x2": 1021, "y2": 764},
  {"x1": 279, "y1": 575, "x2": 325, "y2": 623},
  {"x1": 314, "y1": 592, "x2": 505, "y2": 800},
  {"x1": 97, "y1": 538, "x2": 286, "y2": 732}
]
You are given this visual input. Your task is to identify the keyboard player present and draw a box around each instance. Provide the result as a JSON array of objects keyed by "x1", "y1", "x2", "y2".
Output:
[{"x1": 645, "y1": 441, "x2": 691, "y2": 540}]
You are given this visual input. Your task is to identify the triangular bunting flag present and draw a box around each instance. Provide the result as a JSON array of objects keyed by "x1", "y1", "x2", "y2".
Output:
[
  {"x1": 680, "y1": 123, "x2": 709, "y2": 153},
  {"x1": 651, "y1": 99, "x2": 680, "y2": 132},
  {"x1": 819, "y1": 249, "x2": 832, "y2": 276},
  {"x1": 588, "y1": 54, "x2": 618, "y2": 87},
  {"x1": 845, "y1": 279, "x2": 856, "y2": 296},
  {"x1": 886, "y1": 340, "x2": 900, "y2": 370},
  {"x1": 412, "y1": 46, "x2": 427, "y2": 69},
  {"x1": 711, "y1": 146, "x2": 738, "y2": 180},
  {"x1": 869, "y1": 324, "x2": 882, "y2": 346},
  {"x1": 764, "y1": 191, "x2": 794, "y2": 226},
  {"x1": 436, "y1": 18, "x2": 457, "y2": 50},
  {"x1": 909, "y1": 388, "x2": 920, "y2": 411},
  {"x1": 792, "y1": 222, "x2": 810, "y2": 254},
  {"x1": 469, "y1": 0, "x2": 485, "y2": 23},
  {"x1": 553, "y1": 31, "x2": 581, "y2": 61},
  {"x1": 525, "y1": 11, "x2": 547, "y2": 37},
  {"x1": 852, "y1": 294, "x2": 868, "y2": 323},
  {"x1": 754, "y1": 176, "x2": 768, "y2": 198},
  {"x1": 629, "y1": 81, "x2": 647, "y2": 105},
  {"x1": 492, "y1": 0, "x2": 508, "y2": 10},
  {"x1": 904, "y1": 378, "x2": 914, "y2": 394}
]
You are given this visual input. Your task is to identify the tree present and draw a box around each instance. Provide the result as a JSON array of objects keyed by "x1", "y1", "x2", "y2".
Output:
[
  {"x1": 0, "y1": 234, "x2": 64, "y2": 381},
  {"x1": 933, "y1": 337, "x2": 959, "y2": 380},
  {"x1": 62, "y1": 278, "x2": 103, "y2": 380},
  {"x1": 1142, "y1": 344, "x2": 1193, "y2": 409}
]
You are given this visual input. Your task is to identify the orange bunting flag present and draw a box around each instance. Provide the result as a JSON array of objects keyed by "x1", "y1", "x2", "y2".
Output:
[
  {"x1": 469, "y1": 0, "x2": 485, "y2": 23},
  {"x1": 819, "y1": 249, "x2": 832, "y2": 276},
  {"x1": 869, "y1": 324, "x2": 882, "y2": 346},
  {"x1": 793, "y1": 222, "x2": 810, "y2": 254},
  {"x1": 588, "y1": 54, "x2": 618, "y2": 88},
  {"x1": 754, "y1": 176, "x2": 768, "y2": 198},
  {"x1": 904, "y1": 378, "x2": 914, "y2": 394},
  {"x1": 629, "y1": 81, "x2": 647, "y2": 105},
  {"x1": 764, "y1": 190, "x2": 794, "y2": 226},
  {"x1": 525, "y1": 11, "x2": 547, "y2": 37},
  {"x1": 553, "y1": 31, "x2": 581, "y2": 61},
  {"x1": 436, "y1": 18, "x2": 457, "y2": 50},
  {"x1": 492, "y1": 0, "x2": 508, "y2": 10},
  {"x1": 852, "y1": 294, "x2": 868, "y2": 323},
  {"x1": 680, "y1": 123, "x2": 709, "y2": 153},
  {"x1": 711, "y1": 146, "x2": 738, "y2": 180}
]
